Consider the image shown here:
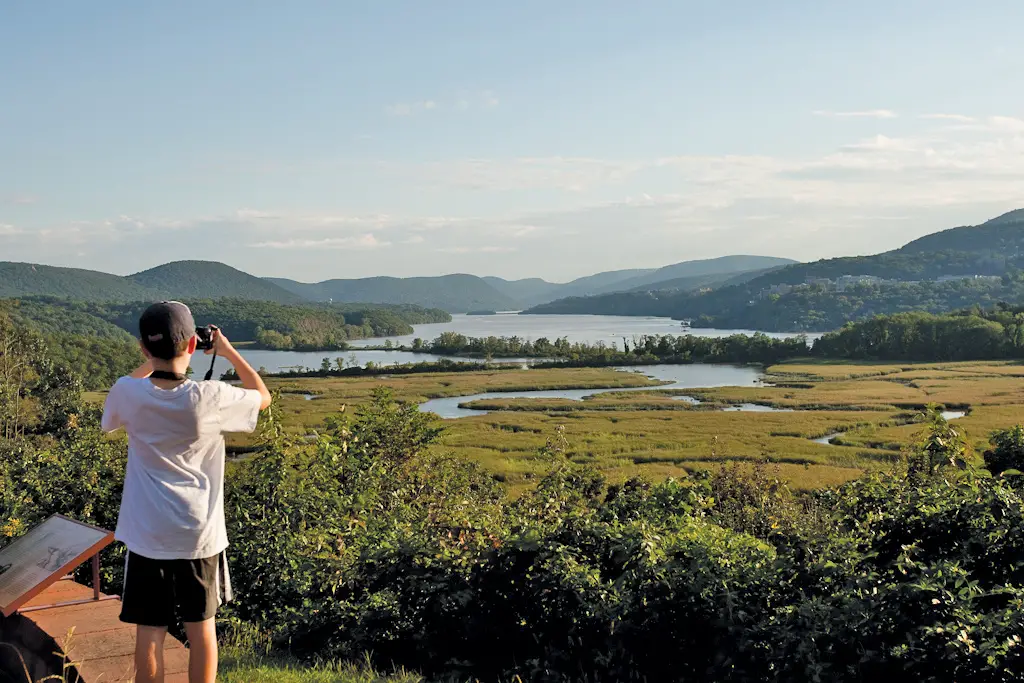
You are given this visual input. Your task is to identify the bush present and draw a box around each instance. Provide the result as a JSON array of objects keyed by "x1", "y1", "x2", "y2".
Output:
[{"x1": 984, "y1": 425, "x2": 1024, "y2": 477}]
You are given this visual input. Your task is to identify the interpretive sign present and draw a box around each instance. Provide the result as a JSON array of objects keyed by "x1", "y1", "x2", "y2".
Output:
[{"x1": 0, "y1": 515, "x2": 114, "y2": 616}]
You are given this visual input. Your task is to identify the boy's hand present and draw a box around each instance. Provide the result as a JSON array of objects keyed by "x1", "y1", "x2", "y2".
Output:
[{"x1": 207, "y1": 327, "x2": 236, "y2": 356}]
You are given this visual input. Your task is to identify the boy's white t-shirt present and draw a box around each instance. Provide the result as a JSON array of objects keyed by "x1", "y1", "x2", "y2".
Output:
[{"x1": 101, "y1": 377, "x2": 262, "y2": 560}]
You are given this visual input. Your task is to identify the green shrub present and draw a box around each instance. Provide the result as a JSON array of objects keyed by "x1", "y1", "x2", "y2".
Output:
[{"x1": 984, "y1": 425, "x2": 1024, "y2": 477}]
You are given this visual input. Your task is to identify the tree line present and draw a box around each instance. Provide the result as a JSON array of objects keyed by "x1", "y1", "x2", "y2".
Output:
[
  {"x1": 424, "y1": 330, "x2": 811, "y2": 365},
  {"x1": 813, "y1": 306, "x2": 1024, "y2": 361}
]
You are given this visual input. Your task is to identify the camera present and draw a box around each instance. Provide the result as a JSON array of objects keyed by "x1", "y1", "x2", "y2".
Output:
[{"x1": 195, "y1": 325, "x2": 217, "y2": 351}]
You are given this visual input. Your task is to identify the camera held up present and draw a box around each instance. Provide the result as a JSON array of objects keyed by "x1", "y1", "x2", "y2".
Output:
[{"x1": 195, "y1": 325, "x2": 217, "y2": 351}]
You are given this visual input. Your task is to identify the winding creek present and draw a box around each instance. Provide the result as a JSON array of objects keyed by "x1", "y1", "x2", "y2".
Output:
[
  {"x1": 414, "y1": 365, "x2": 970, "y2": 450},
  {"x1": 812, "y1": 410, "x2": 967, "y2": 445},
  {"x1": 418, "y1": 365, "x2": 767, "y2": 419}
]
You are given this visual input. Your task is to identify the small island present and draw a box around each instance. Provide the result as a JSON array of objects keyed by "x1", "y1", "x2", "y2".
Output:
[{"x1": 466, "y1": 310, "x2": 498, "y2": 316}]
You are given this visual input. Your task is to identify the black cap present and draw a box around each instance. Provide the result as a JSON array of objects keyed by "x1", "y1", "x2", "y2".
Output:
[{"x1": 139, "y1": 301, "x2": 196, "y2": 359}]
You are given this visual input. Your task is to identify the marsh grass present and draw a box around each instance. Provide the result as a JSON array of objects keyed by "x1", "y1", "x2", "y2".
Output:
[{"x1": 93, "y1": 361, "x2": 1021, "y2": 489}]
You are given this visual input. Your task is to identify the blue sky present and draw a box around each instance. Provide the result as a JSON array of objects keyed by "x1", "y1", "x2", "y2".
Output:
[{"x1": 2, "y1": 0, "x2": 1024, "y2": 282}]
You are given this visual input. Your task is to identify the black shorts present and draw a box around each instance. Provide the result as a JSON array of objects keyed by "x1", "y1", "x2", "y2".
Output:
[{"x1": 120, "y1": 551, "x2": 232, "y2": 627}]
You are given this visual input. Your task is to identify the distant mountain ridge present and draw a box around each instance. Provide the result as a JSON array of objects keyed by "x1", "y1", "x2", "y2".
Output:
[
  {"x1": 267, "y1": 274, "x2": 522, "y2": 313},
  {"x1": 478, "y1": 256, "x2": 795, "y2": 308},
  {"x1": 0, "y1": 262, "x2": 161, "y2": 301},
  {"x1": 0, "y1": 260, "x2": 304, "y2": 303},
  {"x1": 526, "y1": 209, "x2": 1024, "y2": 330},
  {"x1": 0, "y1": 254, "x2": 798, "y2": 312},
  {"x1": 131, "y1": 261, "x2": 303, "y2": 303}
]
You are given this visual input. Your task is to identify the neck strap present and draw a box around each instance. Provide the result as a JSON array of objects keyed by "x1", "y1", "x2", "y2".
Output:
[{"x1": 150, "y1": 370, "x2": 187, "y2": 381}]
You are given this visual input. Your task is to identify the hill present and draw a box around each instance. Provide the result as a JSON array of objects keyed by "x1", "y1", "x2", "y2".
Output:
[
  {"x1": 129, "y1": 260, "x2": 303, "y2": 303},
  {"x1": 483, "y1": 257, "x2": 794, "y2": 307},
  {"x1": 527, "y1": 209, "x2": 1024, "y2": 330},
  {"x1": 267, "y1": 274, "x2": 521, "y2": 313},
  {"x1": 609, "y1": 255, "x2": 796, "y2": 292},
  {"x1": 626, "y1": 265, "x2": 788, "y2": 293},
  {"x1": 0, "y1": 259, "x2": 305, "y2": 303},
  {"x1": 556, "y1": 268, "x2": 656, "y2": 298},
  {"x1": 897, "y1": 209, "x2": 1024, "y2": 255},
  {"x1": 481, "y1": 277, "x2": 562, "y2": 307},
  {"x1": 0, "y1": 262, "x2": 160, "y2": 301},
  {"x1": 0, "y1": 298, "x2": 134, "y2": 339}
]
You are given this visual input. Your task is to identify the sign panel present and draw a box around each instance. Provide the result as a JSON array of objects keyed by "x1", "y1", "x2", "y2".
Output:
[{"x1": 0, "y1": 515, "x2": 114, "y2": 616}]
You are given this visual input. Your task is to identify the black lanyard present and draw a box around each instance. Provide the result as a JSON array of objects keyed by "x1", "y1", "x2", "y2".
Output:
[
  {"x1": 150, "y1": 370, "x2": 187, "y2": 381},
  {"x1": 151, "y1": 350, "x2": 217, "y2": 382}
]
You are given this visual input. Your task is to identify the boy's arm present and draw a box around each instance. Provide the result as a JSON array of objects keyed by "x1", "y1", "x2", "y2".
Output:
[
  {"x1": 212, "y1": 330, "x2": 272, "y2": 411},
  {"x1": 101, "y1": 382, "x2": 124, "y2": 432}
]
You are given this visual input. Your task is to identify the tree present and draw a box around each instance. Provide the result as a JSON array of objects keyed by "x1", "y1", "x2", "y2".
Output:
[{"x1": 909, "y1": 408, "x2": 970, "y2": 476}]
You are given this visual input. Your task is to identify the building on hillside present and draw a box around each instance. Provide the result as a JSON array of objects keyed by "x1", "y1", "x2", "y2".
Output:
[
  {"x1": 757, "y1": 283, "x2": 794, "y2": 299},
  {"x1": 834, "y1": 274, "x2": 885, "y2": 291},
  {"x1": 936, "y1": 274, "x2": 1002, "y2": 283}
]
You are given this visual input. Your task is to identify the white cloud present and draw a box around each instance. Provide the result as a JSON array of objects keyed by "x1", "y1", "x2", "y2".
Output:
[
  {"x1": 0, "y1": 223, "x2": 21, "y2": 235},
  {"x1": 14, "y1": 108, "x2": 1024, "y2": 276},
  {"x1": 813, "y1": 109, "x2": 899, "y2": 119},
  {"x1": 250, "y1": 234, "x2": 390, "y2": 250},
  {"x1": 920, "y1": 113, "x2": 977, "y2": 123},
  {"x1": 988, "y1": 116, "x2": 1024, "y2": 132}
]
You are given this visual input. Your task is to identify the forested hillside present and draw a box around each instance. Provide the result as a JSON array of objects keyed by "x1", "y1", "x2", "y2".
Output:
[
  {"x1": 267, "y1": 274, "x2": 522, "y2": 312},
  {"x1": 529, "y1": 210, "x2": 1024, "y2": 330},
  {"x1": 898, "y1": 208, "x2": 1024, "y2": 254},
  {"x1": 128, "y1": 260, "x2": 303, "y2": 303},
  {"x1": 484, "y1": 257, "x2": 794, "y2": 307},
  {"x1": 0, "y1": 262, "x2": 161, "y2": 301},
  {"x1": 1, "y1": 259, "x2": 301, "y2": 303},
  {"x1": 603, "y1": 255, "x2": 795, "y2": 292},
  {"x1": 3, "y1": 297, "x2": 450, "y2": 351}
]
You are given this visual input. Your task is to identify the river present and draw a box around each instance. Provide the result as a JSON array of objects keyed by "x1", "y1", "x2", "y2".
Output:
[
  {"x1": 418, "y1": 364, "x2": 765, "y2": 419},
  {"x1": 191, "y1": 313, "x2": 813, "y2": 376}
]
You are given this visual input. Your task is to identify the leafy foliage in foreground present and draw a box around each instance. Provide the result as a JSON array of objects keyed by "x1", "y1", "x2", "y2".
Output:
[{"x1": 219, "y1": 399, "x2": 1024, "y2": 682}]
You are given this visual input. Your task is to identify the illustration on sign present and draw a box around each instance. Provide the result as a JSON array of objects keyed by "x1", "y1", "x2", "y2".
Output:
[{"x1": 0, "y1": 515, "x2": 113, "y2": 616}]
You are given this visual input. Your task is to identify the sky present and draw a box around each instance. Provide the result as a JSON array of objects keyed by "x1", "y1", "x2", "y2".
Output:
[{"x1": 2, "y1": 0, "x2": 1024, "y2": 283}]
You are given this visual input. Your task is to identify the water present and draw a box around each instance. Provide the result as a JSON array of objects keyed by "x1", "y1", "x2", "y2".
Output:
[
  {"x1": 348, "y1": 313, "x2": 815, "y2": 348},
  {"x1": 191, "y1": 313, "x2": 813, "y2": 377},
  {"x1": 190, "y1": 348, "x2": 532, "y2": 378},
  {"x1": 419, "y1": 364, "x2": 764, "y2": 419},
  {"x1": 722, "y1": 403, "x2": 793, "y2": 412},
  {"x1": 813, "y1": 410, "x2": 967, "y2": 445}
]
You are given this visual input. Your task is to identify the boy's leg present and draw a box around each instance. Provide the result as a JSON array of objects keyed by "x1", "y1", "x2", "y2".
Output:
[
  {"x1": 183, "y1": 618, "x2": 218, "y2": 683},
  {"x1": 176, "y1": 554, "x2": 225, "y2": 683},
  {"x1": 135, "y1": 625, "x2": 167, "y2": 683},
  {"x1": 121, "y1": 552, "x2": 175, "y2": 683}
]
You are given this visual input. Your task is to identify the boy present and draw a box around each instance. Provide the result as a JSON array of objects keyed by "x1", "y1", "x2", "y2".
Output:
[{"x1": 102, "y1": 301, "x2": 272, "y2": 683}]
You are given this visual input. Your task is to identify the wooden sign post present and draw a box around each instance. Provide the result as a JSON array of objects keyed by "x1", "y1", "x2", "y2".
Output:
[{"x1": 0, "y1": 514, "x2": 115, "y2": 616}]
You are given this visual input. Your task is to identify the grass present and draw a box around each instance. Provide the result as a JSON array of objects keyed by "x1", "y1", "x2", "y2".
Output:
[
  {"x1": 90, "y1": 360, "x2": 1024, "y2": 490},
  {"x1": 220, "y1": 650, "x2": 424, "y2": 683}
]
